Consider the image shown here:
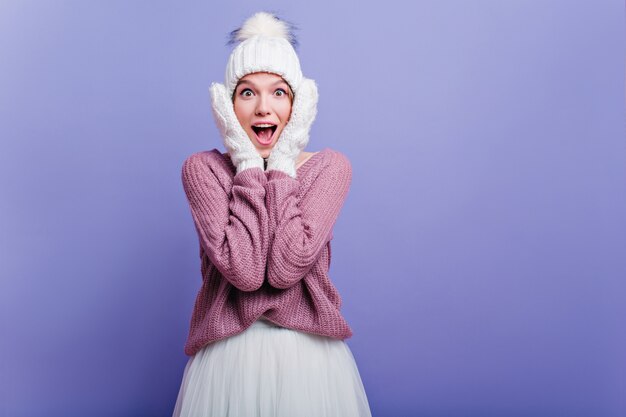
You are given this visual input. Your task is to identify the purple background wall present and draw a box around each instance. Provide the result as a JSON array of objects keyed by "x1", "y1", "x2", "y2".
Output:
[{"x1": 1, "y1": 1, "x2": 624, "y2": 416}]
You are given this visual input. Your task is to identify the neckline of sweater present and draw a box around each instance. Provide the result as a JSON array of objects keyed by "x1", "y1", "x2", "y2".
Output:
[{"x1": 296, "y1": 148, "x2": 329, "y2": 173}]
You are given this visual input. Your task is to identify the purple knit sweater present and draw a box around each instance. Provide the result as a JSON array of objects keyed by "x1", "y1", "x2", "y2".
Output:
[{"x1": 181, "y1": 147, "x2": 353, "y2": 356}]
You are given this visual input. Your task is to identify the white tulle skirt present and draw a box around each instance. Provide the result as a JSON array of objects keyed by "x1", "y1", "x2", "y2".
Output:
[{"x1": 172, "y1": 317, "x2": 372, "y2": 417}]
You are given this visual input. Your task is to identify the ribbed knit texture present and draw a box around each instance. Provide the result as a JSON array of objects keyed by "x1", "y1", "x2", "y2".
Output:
[
  {"x1": 181, "y1": 147, "x2": 353, "y2": 356},
  {"x1": 225, "y1": 35, "x2": 303, "y2": 99}
]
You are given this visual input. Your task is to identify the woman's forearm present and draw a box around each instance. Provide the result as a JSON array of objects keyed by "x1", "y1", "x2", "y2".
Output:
[
  {"x1": 265, "y1": 151, "x2": 352, "y2": 289},
  {"x1": 182, "y1": 151, "x2": 270, "y2": 292}
]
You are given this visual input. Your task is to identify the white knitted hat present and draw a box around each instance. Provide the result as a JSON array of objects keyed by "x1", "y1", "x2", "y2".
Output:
[{"x1": 224, "y1": 12, "x2": 303, "y2": 99}]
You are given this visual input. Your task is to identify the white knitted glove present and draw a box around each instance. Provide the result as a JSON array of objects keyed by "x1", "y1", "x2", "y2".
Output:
[
  {"x1": 209, "y1": 82, "x2": 264, "y2": 174},
  {"x1": 266, "y1": 78, "x2": 318, "y2": 178}
]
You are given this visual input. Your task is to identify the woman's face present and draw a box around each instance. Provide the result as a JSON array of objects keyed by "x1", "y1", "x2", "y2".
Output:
[{"x1": 233, "y1": 72, "x2": 293, "y2": 158}]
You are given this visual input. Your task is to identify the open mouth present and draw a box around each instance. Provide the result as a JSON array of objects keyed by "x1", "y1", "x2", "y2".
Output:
[{"x1": 251, "y1": 124, "x2": 277, "y2": 144}]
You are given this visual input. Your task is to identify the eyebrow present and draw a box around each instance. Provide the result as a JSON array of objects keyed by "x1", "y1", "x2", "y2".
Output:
[{"x1": 236, "y1": 79, "x2": 288, "y2": 88}]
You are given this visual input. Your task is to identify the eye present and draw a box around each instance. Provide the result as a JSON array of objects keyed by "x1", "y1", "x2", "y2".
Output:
[
  {"x1": 239, "y1": 88, "x2": 254, "y2": 97},
  {"x1": 274, "y1": 88, "x2": 287, "y2": 97}
]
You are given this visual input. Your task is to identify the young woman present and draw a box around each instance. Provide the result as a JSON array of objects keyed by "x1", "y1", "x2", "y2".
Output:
[{"x1": 172, "y1": 12, "x2": 372, "y2": 417}]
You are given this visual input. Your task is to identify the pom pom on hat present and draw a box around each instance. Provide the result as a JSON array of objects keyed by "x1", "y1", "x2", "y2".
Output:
[
  {"x1": 228, "y1": 12, "x2": 298, "y2": 48},
  {"x1": 224, "y1": 12, "x2": 304, "y2": 99}
]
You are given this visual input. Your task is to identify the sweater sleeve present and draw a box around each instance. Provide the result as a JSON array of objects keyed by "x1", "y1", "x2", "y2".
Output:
[
  {"x1": 264, "y1": 151, "x2": 352, "y2": 289},
  {"x1": 181, "y1": 152, "x2": 269, "y2": 292}
]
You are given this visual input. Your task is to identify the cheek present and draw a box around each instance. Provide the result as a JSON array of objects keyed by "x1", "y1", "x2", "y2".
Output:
[
  {"x1": 233, "y1": 101, "x2": 252, "y2": 124},
  {"x1": 277, "y1": 102, "x2": 293, "y2": 124}
]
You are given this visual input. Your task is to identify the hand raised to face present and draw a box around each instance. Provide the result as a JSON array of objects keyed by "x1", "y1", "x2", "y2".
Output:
[{"x1": 266, "y1": 78, "x2": 318, "y2": 178}]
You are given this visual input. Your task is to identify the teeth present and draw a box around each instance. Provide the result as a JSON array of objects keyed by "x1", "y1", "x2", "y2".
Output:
[{"x1": 254, "y1": 124, "x2": 274, "y2": 128}]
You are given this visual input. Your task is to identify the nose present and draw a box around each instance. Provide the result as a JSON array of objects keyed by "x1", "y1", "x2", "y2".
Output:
[{"x1": 254, "y1": 94, "x2": 271, "y2": 116}]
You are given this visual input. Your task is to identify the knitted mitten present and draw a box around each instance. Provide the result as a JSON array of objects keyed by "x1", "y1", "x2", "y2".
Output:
[
  {"x1": 266, "y1": 78, "x2": 318, "y2": 178},
  {"x1": 209, "y1": 82, "x2": 264, "y2": 174}
]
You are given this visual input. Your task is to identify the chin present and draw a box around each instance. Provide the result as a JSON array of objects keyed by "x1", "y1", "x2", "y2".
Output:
[
  {"x1": 258, "y1": 148, "x2": 272, "y2": 158},
  {"x1": 255, "y1": 141, "x2": 276, "y2": 157}
]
